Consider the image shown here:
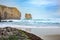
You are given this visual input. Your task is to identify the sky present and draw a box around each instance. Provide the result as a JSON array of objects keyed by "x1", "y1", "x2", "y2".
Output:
[{"x1": 0, "y1": 0, "x2": 60, "y2": 19}]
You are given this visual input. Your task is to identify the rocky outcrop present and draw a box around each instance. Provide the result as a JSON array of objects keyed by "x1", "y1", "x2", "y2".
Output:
[
  {"x1": 0, "y1": 5, "x2": 21, "y2": 20},
  {"x1": 0, "y1": 27, "x2": 43, "y2": 40},
  {"x1": 25, "y1": 13, "x2": 32, "y2": 20}
]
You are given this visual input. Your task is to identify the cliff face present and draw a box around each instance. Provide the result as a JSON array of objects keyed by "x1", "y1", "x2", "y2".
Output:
[
  {"x1": 0, "y1": 5, "x2": 21, "y2": 20},
  {"x1": 25, "y1": 13, "x2": 32, "y2": 20}
]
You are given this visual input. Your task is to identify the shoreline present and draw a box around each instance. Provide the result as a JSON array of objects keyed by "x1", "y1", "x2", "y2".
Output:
[{"x1": 0, "y1": 24, "x2": 60, "y2": 28}]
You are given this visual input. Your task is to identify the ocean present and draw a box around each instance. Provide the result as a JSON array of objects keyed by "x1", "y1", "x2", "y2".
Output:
[{"x1": 0, "y1": 18, "x2": 60, "y2": 27}]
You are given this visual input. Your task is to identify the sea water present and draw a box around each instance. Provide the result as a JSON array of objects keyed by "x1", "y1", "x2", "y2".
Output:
[{"x1": 0, "y1": 18, "x2": 60, "y2": 27}]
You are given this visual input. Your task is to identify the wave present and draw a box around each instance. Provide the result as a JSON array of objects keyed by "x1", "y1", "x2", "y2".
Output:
[{"x1": 0, "y1": 19, "x2": 60, "y2": 26}]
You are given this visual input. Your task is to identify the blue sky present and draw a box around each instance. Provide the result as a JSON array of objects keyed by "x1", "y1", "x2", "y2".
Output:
[{"x1": 0, "y1": 0, "x2": 60, "y2": 19}]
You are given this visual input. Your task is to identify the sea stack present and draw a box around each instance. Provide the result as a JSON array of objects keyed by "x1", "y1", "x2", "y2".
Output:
[
  {"x1": 25, "y1": 13, "x2": 32, "y2": 20},
  {"x1": 0, "y1": 5, "x2": 21, "y2": 20}
]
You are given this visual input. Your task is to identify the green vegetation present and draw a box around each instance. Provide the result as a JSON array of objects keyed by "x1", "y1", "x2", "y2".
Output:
[
  {"x1": 0, "y1": 35, "x2": 18, "y2": 40},
  {"x1": 0, "y1": 30, "x2": 31, "y2": 40},
  {"x1": 8, "y1": 35, "x2": 19, "y2": 40}
]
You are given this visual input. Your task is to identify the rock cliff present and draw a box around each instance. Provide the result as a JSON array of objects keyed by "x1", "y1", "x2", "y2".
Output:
[{"x1": 0, "y1": 5, "x2": 21, "y2": 20}]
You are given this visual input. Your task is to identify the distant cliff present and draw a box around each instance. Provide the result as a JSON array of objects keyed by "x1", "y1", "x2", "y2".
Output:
[{"x1": 0, "y1": 5, "x2": 21, "y2": 20}]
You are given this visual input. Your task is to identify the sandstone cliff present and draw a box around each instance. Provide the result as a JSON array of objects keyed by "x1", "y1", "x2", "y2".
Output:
[
  {"x1": 0, "y1": 5, "x2": 21, "y2": 20},
  {"x1": 25, "y1": 13, "x2": 32, "y2": 20}
]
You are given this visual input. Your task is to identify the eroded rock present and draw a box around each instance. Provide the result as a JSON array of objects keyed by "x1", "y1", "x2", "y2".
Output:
[{"x1": 0, "y1": 27, "x2": 43, "y2": 40}]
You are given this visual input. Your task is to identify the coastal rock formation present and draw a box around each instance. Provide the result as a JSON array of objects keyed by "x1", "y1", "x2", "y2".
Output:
[
  {"x1": 0, "y1": 5, "x2": 21, "y2": 20},
  {"x1": 0, "y1": 27, "x2": 43, "y2": 40},
  {"x1": 25, "y1": 13, "x2": 32, "y2": 20}
]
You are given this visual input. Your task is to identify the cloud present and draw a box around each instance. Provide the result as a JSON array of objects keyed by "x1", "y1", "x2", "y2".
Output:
[
  {"x1": 58, "y1": 0, "x2": 60, "y2": 5},
  {"x1": 28, "y1": 0, "x2": 58, "y2": 6}
]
